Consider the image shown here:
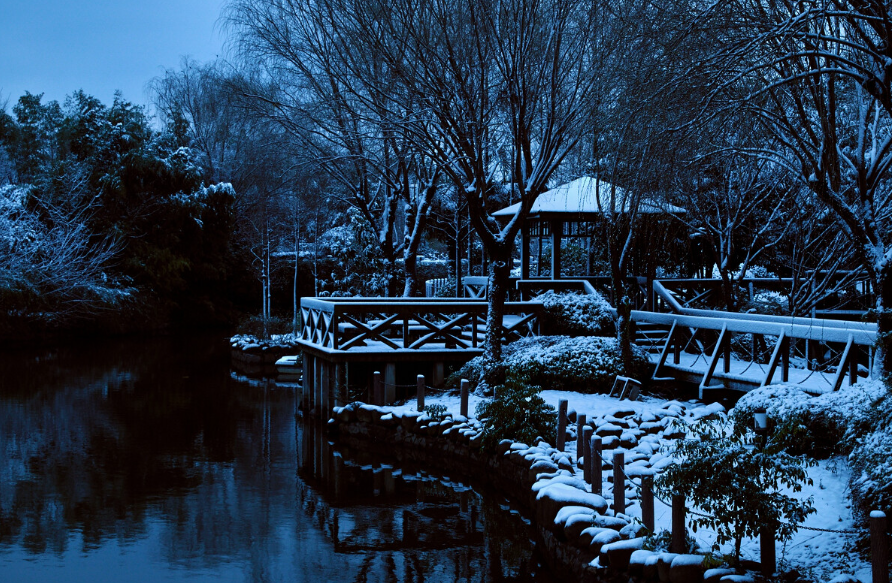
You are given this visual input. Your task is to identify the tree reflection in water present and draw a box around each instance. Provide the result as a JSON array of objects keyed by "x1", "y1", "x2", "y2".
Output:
[{"x1": 0, "y1": 335, "x2": 556, "y2": 582}]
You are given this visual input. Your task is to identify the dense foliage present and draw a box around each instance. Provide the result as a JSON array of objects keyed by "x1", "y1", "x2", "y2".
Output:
[
  {"x1": 0, "y1": 91, "x2": 241, "y2": 338},
  {"x1": 475, "y1": 378, "x2": 556, "y2": 450},
  {"x1": 655, "y1": 418, "x2": 816, "y2": 565},
  {"x1": 536, "y1": 290, "x2": 615, "y2": 336}
]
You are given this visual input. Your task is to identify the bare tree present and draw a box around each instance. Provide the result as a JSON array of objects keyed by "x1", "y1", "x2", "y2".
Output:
[{"x1": 707, "y1": 0, "x2": 892, "y2": 374}]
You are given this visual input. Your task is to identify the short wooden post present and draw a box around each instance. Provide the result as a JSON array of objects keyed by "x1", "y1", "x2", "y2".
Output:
[
  {"x1": 556, "y1": 399, "x2": 568, "y2": 451},
  {"x1": 760, "y1": 525, "x2": 776, "y2": 575},
  {"x1": 613, "y1": 450, "x2": 625, "y2": 516},
  {"x1": 641, "y1": 474, "x2": 655, "y2": 533},
  {"x1": 582, "y1": 426, "x2": 593, "y2": 483},
  {"x1": 373, "y1": 371, "x2": 383, "y2": 406},
  {"x1": 460, "y1": 379, "x2": 469, "y2": 417},
  {"x1": 417, "y1": 374, "x2": 425, "y2": 411},
  {"x1": 591, "y1": 436, "x2": 602, "y2": 495},
  {"x1": 871, "y1": 511, "x2": 889, "y2": 583},
  {"x1": 576, "y1": 414, "x2": 587, "y2": 459},
  {"x1": 723, "y1": 329, "x2": 731, "y2": 374},
  {"x1": 670, "y1": 494, "x2": 686, "y2": 554}
]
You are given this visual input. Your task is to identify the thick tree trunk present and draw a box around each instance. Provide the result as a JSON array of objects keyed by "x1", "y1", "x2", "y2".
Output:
[
  {"x1": 483, "y1": 246, "x2": 512, "y2": 363},
  {"x1": 403, "y1": 252, "x2": 418, "y2": 297}
]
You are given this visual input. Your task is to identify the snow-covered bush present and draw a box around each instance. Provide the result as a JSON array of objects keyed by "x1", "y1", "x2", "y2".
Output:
[
  {"x1": 743, "y1": 290, "x2": 791, "y2": 316},
  {"x1": 656, "y1": 418, "x2": 816, "y2": 565},
  {"x1": 535, "y1": 290, "x2": 615, "y2": 336},
  {"x1": 475, "y1": 378, "x2": 556, "y2": 450},
  {"x1": 731, "y1": 381, "x2": 886, "y2": 457},
  {"x1": 452, "y1": 335, "x2": 649, "y2": 394},
  {"x1": 844, "y1": 391, "x2": 892, "y2": 519}
]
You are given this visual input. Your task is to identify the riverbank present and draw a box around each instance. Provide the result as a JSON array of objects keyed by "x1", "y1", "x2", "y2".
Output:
[{"x1": 328, "y1": 399, "x2": 719, "y2": 582}]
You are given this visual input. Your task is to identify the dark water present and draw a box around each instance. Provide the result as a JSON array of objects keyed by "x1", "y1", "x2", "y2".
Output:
[{"x1": 0, "y1": 335, "x2": 556, "y2": 583}]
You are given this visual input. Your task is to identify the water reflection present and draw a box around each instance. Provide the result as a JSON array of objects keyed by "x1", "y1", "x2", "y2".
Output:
[{"x1": 0, "y1": 336, "x2": 555, "y2": 582}]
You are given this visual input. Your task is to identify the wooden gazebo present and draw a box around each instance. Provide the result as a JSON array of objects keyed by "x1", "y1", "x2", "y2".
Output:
[{"x1": 493, "y1": 177, "x2": 685, "y2": 279}]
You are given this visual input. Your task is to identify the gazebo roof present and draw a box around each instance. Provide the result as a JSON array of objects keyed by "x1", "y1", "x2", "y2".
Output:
[{"x1": 493, "y1": 176, "x2": 685, "y2": 220}]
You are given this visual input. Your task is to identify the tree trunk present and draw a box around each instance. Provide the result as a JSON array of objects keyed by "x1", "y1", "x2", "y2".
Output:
[
  {"x1": 403, "y1": 252, "x2": 418, "y2": 297},
  {"x1": 483, "y1": 245, "x2": 512, "y2": 363},
  {"x1": 873, "y1": 260, "x2": 892, "y2": 377}
]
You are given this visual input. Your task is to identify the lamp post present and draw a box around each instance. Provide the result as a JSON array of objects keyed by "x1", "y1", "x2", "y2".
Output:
[{"x1": 753, "y1": 406, "x2": 769, "y2": 450}]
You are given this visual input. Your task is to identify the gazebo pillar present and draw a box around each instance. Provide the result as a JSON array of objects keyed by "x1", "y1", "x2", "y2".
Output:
[
  {"x1": 551, "y1": 219, "x2": 563, "y2": 279},
  {"x1": 521, "y1": 221, "x2": 531, "y2": 280}
]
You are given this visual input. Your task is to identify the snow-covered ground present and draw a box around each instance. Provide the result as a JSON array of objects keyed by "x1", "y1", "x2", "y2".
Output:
[{"x1": 385, "y1": 389, "x2": 872, "y2": 581}]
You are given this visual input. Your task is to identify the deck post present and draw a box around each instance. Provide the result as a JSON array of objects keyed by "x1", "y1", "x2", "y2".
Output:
[
  {"x1": 576, "y1": 414, "x2": 587, "y2": 459},
  {"x1": 849, "y1": 344, "x2": 859, "y2": 386},
  {"x1": 723, "y1": 328, "x2": 731, "y2": 374},
  {"x1": 582, "y1": 426, "x2": 593, "y2": 482},
  {"x1": 335, "y1": 363, "x2": 346, "y2": 408},
  {"x1": 373, "y1": 371, "x2": 383, "y2": 406},
  {"x1": 641, "y1": 474, "x2": 655, "y2": 533},
  {"x1": 613, "y1": 450, "x2": 625, "y2": 516},
  {"x1": 320, "y1": 360, "x2": 331, "y2": 417},
  {"x1": 551, "y1": 219, "x2": 562, "y2": 279},
  {"x1": 556, "y1": 399, "x2": 568, "y2": 450},
  {"x1": 781, "y1": 334, "x2": 790, "y2": 382},
  {"x1": 871, "y1": 511, "x2": 889, "y2": 583},
  {"x1": 417, "y1": 374, "x2": 425, "y2": 411},
  {"x1": 761, "y1": 525, "x2": 776, "y2": 576},
  {"x1": 671, "y1": 494, "x2": 686, "y2": 553},
  {"x1": 591, "y1": 436, "x2": 602, "y2": 495},
  {"x1": 460, "y1": 379, "x2": 469, "y2": 417},
  {"x1": 314, "y1": 356, "x2": 322, "y2": 412},
  {"x1": 385, "y1": 363, "x2": 396, "y2": 404},
  {"x1": 433, "y1": 362, "x2": 444, "y2": 387},
  {"x1": 302, "y1": 353, "x2": 311, "y2": 410}
]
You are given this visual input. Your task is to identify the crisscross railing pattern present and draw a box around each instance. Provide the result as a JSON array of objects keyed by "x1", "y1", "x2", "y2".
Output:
[{"x1": 300, "y1": 297, "x2": 543, "y2": 352}]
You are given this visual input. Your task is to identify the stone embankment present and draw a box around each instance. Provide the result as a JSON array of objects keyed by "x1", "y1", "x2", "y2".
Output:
[{"x1": 329, "y1": 400, "x2": 732, "y2": 583}]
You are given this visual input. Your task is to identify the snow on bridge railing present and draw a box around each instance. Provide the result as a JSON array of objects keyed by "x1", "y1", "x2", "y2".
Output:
[{"x1": 626, "y1": 309, "x2": 877, "y2": 395}]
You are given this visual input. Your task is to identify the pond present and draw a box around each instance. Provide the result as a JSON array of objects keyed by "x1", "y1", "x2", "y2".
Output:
[{"x1": 0, "y1": 334, "x2": 558, "y2": 583}]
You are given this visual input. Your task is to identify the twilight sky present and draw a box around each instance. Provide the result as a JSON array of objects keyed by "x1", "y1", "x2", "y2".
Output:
[{"x1": 0, "y1": 0, "x2": 226, "y2": 110}]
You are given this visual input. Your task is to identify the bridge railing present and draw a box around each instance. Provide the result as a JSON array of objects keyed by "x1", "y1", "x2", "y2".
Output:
[
  {"x1": 630, "y1": 309, "x2": 876, "y2": 395},
  {"x1": 300, "y1": 297, "x2": 542, "y2": 352}
]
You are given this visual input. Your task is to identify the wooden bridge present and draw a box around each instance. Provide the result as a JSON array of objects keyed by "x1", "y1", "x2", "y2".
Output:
[{"x1": 296, "y1": 278, "x2": 877, "y2": 415}]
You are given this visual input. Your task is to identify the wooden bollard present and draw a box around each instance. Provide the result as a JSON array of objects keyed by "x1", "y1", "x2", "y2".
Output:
[
  {"x1": 460, "y1": 379, "x2": 469, "y2": 417},
  {"x1": 613, "y1": 450, "x2": 625, "y2": 516},
  {"x1": 872, "y1": 511, "x2": 889, "y2": 583},
  {"x1": 556, "y1": 399, "x2": 568, "y2": 450},
  {"x1": 582, "y1": 426, "x2": 593, "y2": 483},
  {"x1": 373, "y1": 371, "x2": 383, "y2": 406},
  {"x1": 670, "y1": 494, "x2": 686, "y2": 553},
  {"x1": 417, "y1": 374, "x2": 425, "y2": 411},
  {"x1": 591, "y1": 436, "x2": 602, "y2": 495},
  {"x1": 576, "y1": 414, "x2": 587, "y2": 459},
  {"x1": 641, "y1": 474, "x2": 655, "y2": 533},
  {"x1": 761, "y1": 525, "x2": 776, "y2": 576}
]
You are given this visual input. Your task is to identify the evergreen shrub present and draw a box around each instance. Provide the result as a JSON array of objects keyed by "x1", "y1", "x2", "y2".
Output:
[
  {"x1": 451, "y1": 336, "x2": 649, "y2": 394},
  {"x1": 475, "y1": 378, "x2": 556, "y2": 450},
  {"x1": 535, "y1": 290, "x2": 615, "y2": 336}
]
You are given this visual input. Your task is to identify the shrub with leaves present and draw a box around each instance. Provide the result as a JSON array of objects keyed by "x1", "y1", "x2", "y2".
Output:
[
  {"x1": 452, "y1": 335, "x2": 649, "y2": 394},
  {"x1": 655, "y1": 419, "x2": 816, "y2": 565},
  {"x1": 475, "y1": 379, "x2": 556, "y2": 450},
  {"x1": 535, "y1": 290, "x2": 615, "y2": 336},
  {"x1": 846, "y1": 392, "x2": 892, "y2": 519},
  {"x1": 424, "y1": 403, "x2": 448, "y2": 422}
]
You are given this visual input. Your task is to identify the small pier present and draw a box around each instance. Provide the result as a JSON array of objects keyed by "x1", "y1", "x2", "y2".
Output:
[{"x1": 297, "y1": 297, "x2": 542, "y2": 413}]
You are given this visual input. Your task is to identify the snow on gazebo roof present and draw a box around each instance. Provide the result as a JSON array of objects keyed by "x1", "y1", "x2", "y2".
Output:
[{"x1": 492, "y1": 176, "x2": 685, "y2": 220}]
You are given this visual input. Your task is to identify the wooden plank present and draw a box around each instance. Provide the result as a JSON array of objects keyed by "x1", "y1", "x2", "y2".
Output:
[
  {"x1": 700, "y1": 324, "x2": 728, "y2": 396},
  {"x1": 832, "y1": 335, "x2": 855, "y2": 392},
  {"x1": 653, "y1": 320, "x2": 678, "y2": 380},
  {"x1": 761, "y1": 331, "x2": 787, "y2": 387}
]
